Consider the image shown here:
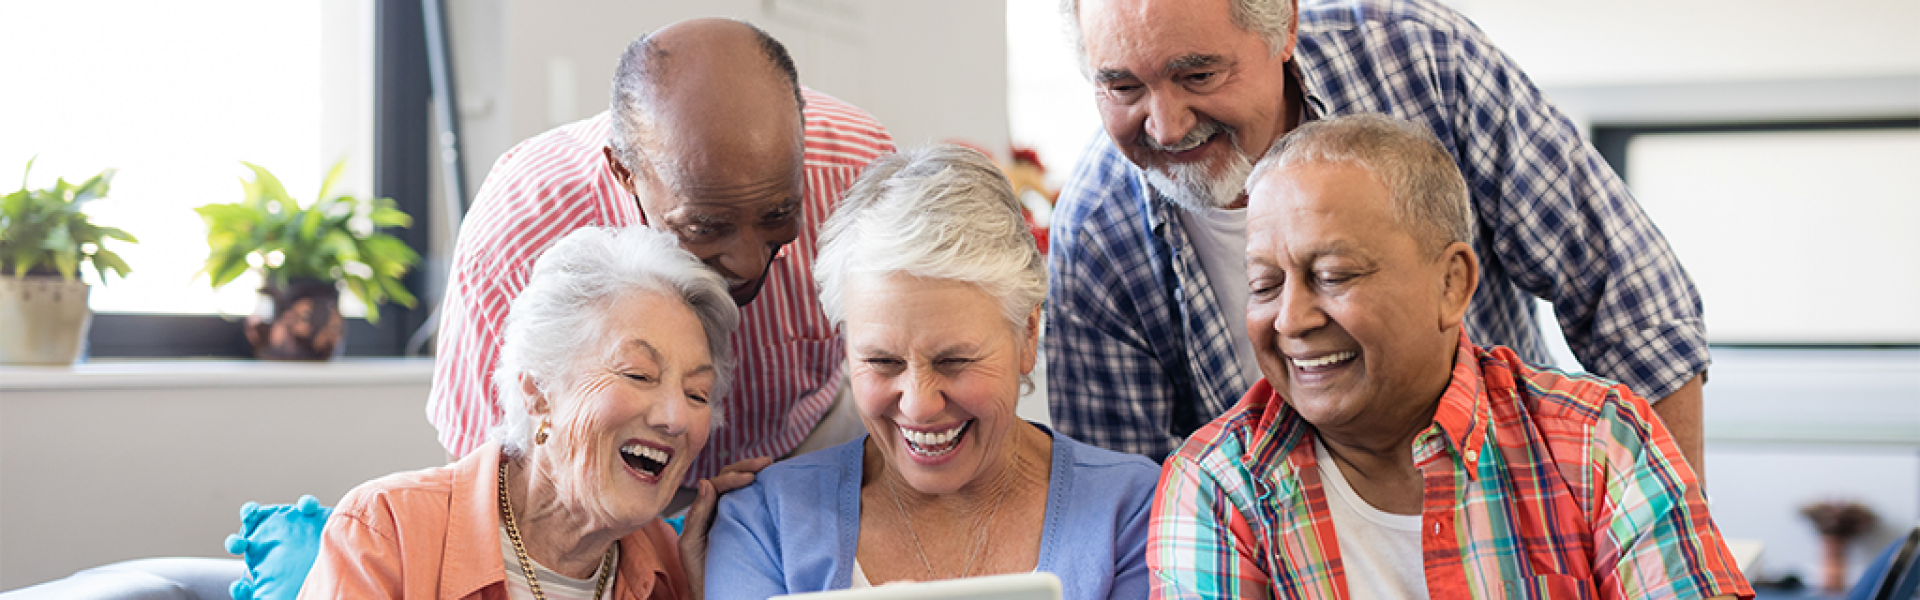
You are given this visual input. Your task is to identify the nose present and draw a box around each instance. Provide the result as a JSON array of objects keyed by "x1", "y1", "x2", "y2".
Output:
[
  {"x1": 647, "y1": 390, "x2": 692, "y2": 437},
  {"x1": 1143, "y1": 88, "x2": 1197, "y2": 149},
  {"x1": 707, "y1": 233, "x2": 773, "y2": 284},
  {"x1": 1272, "y1": 278, "x2": 1327, "y2": 339},
  {"x1": 895, "y1": 366, "x2": 947, "y2": 423}
]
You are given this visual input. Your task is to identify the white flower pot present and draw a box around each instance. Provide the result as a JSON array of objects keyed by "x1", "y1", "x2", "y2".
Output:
[{"x1": 0, "y1": 276, "x2": 92, "y2": 365}]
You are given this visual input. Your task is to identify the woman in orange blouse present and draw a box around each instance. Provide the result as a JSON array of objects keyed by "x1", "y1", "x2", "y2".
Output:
[{"x1": 302, "y1": 227, "x2": 758, "y2": 599}]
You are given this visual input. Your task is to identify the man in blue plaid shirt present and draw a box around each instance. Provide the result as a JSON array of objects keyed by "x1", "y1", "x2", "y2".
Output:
[{"x1": 1048, "y1": 0, "x2": 1711, "y2": 474}]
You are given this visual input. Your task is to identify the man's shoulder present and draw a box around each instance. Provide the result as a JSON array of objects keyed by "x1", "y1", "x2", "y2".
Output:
[
  {"x1": 799, "y1": 88, "x2": 895, "y2": 169},
  {"x1": 1479, "y1": 344, "x2": 1648, "y2": 429},
  {"x1": 1169, "y1": 381, "x2": 1287, "y2": 475},
  {"x1": 1052, "y1": 136, "x2": 1155, "y2": 255},
  {"x1": 1298, "y1": 0, "x2": 1476, "y2": 34}
]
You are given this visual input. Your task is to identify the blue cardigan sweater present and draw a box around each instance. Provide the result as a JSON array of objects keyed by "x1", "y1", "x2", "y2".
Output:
[{"x1": 705, "y1": 424, "x2": 1157, "y2": 599}]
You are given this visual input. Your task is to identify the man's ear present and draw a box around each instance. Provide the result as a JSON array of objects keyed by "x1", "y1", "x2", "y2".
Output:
[
  {"x1": 1277, "y1": 0, "x2": 1302, "y2": 61},
  {"x1": 603, "y1": 146, "x2": 637, "y2": 195},
  {"x1": 1439, "y1": 241, "x2": 1479, "y2": 331}
]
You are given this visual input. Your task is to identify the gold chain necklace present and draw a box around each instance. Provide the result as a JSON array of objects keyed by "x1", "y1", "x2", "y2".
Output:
[
  {"x1": 880, "y1": 447, "x2": 1015, "y2": 581},
  {"x1": 499, "y1": 460, "x2": 615, "y2": 600}
]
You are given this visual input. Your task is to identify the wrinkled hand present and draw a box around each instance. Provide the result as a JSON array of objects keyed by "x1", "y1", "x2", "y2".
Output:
[{"x1": 679, "y1": 455, "x2": 773, "y2": 600}]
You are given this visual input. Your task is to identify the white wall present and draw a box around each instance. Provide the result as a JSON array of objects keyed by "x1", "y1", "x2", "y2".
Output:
[
  {"x1": 0, "y1": 362, "x2": 445, "y2": 590},
  {"x1": 447, "y1": 0, "x2": 1011, "y2": 203}
]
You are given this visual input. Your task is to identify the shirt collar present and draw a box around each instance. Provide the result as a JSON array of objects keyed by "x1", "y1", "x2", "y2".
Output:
[
  {"x1": 440, "y1": 442, "x2": 676, "y2": 599},
  {"x1": 1427, "y1": 330, "x2": 1492, "y2": 478},
  {"x1": 1256, "y1": 330, "x2": 1493, "y2": 479}
]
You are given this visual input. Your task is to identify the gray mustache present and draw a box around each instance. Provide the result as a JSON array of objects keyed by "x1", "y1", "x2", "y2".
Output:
[{"x1": 1143, "y1": 120, "x2": 1229, "y2": 153}]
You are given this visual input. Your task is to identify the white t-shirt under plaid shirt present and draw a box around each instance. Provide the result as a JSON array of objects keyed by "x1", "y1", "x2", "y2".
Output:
[{"x1": 428, "y1": 89, "x2": 893, "y2": 482}]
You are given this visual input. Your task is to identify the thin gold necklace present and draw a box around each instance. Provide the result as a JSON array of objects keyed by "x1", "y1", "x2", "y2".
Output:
[
  {"x1": 880, "y1": 446, "x2": 1015, "y2": 581},
  {"x1": 499, "y1": 460, "x2": 615, "y2": 600}
]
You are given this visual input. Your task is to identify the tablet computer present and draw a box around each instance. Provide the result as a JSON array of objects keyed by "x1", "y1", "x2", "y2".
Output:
[{"x1": 769, "y1": 572, "x2": 1063, "y2": 600}]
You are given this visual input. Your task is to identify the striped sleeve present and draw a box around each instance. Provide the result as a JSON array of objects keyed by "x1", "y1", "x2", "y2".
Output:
[{"x1": 428, "y1": 114, "x2": 620, "y2": 457}]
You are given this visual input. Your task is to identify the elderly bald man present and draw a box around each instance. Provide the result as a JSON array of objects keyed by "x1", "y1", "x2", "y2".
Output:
[
  {"x1": 1148, "y1": 115, "x2": 1752, "y2": 599},
  {"x1": 430, "y1": 18, "x2": 893, "y2": 492}
]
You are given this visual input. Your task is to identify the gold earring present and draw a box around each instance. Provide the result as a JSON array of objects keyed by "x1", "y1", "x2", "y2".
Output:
[{"x1": 534, "y1": 420, "x2": 550, "y2": 445}]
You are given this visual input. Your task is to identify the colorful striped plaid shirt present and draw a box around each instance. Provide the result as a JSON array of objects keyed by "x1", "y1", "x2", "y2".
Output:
[
  {"x1": 1149, "y1": 332, "x2": 1752, "y2": 599},
  {"x1": 1046, "y1": 0, "x2": 1708, "y2": 460},
  {"x1": 428, "y1": 89, "x2": 893, "y2": 482}
]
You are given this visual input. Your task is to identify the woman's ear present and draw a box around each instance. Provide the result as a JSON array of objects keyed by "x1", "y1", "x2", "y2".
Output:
[
  {"x1": 519, "y1": 373, "x2": 551, "y2": 417},
  {"x1": 1439, "y1": 241, "x2": 1479, "y2": 331},
  {"x1": 1021, "y1": 303, "x2": 1042, "y2": 374}
]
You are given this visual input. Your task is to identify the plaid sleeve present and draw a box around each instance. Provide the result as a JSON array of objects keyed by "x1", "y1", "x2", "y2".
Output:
[
  {"x1": 1046, "y1": 137, "x2": 1184, "y2": 459},
  {"x1": 1440, "y1": 15, "x2": 1709, "y2": 402},
  {"x1": 1590, "y1": 386, "x2": 1754, "y2": 599},
  {"x1": 1149, "y1": 452, "x2": 1272, "y2": 599}
]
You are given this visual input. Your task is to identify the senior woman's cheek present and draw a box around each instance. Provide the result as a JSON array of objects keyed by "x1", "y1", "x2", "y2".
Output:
[{"x1": 547, "y1": 391, "x2": 630, "y2": 516}]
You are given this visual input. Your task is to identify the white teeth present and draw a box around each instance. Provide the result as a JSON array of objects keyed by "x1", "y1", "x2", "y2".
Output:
[
  {"x1": 620, "y1": 443, "x2": 668, "y2": 465},
  {"x1": 902, "y1": 422, "x2": 967, "y2": 448},
  {"x1": 1292, "y1": 351, "x2": 1356, "y2": 369}
]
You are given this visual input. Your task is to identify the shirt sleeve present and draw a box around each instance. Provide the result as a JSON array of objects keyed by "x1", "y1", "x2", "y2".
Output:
[
  {"x1": 704, "y1": 482, "x2": 792, "y2": 598},
  {"x1": 1589, "y1": 387, "x2": 1753, "y2": 599},
  {"x1": 426, "y1": 141, "x2": 592, "y2": 457},
  {"x1": 1111, "y1": 462, "x2": 1158, "y2": 599},
  {"x1": 298, "y1": 498, "x2": 406, "y2": 599},
  {"x1": 1148, "y1": 454, "x2": 1273, "y2": 600},
  {"x1": 1440, "y1": 17, "x2": 1709, "y2": 401},
  {"x1": 1046, "y1": 141, "x2": 1185, "y2": 460}
]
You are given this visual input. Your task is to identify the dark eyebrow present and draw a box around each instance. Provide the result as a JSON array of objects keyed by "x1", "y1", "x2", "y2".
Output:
[
  {"x1": 1166, "y1": 53, "x2": 1224, "y2": 73},
  {"x1": 1094, "y1": 68, "x2": 1136, "y2": 85}
]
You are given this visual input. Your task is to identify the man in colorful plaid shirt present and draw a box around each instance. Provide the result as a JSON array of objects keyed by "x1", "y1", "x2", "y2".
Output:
[
  {"x1": 1148, "y1": 115, "x2": 1751, "y2": 599},
  {"x1": 1050, "y1": 0, "x2": 1711, "y2": 478}
]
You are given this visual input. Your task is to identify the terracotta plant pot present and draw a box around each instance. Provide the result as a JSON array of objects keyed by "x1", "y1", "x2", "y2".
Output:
[
  {"x1": 246, "y1": 279, "x2": 344, "y2": 360},
  {"x1": 0, "y1": 276, "x2": 92, "y2": 365}
]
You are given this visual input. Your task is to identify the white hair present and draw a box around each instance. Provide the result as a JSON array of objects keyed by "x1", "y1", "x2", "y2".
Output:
[
  {"x1": 814, "y1": 143, "x2": 1046, "y2": 338},
  {"x1": 489, "y1": 226, "x2": 739, "y2": 458},
  {"x1": 1246, "y1": 113, "x2": 1475, "y2": 251},
  {"x1": 1060, "y1": 0, "x2": 1295, "y2": 76}
]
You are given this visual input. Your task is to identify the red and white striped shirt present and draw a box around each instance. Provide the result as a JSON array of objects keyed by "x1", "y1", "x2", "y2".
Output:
[{"x1": 428, "y1": 89, "x2": 894, "y2": 482}]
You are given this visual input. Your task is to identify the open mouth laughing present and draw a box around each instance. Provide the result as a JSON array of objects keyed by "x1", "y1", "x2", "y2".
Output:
[
  {"x1": 1291, "y1": 351, "x2": 1356, "y2": 369},
  {"x1": 619, "y1": 441, "x2": 672, "y2": 480},
  {"x1": 902, "y1": 420, "x2": 973, "y2": 458}
]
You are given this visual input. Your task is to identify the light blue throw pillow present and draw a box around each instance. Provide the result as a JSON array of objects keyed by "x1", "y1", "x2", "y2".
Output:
[{"x1": 224, "y1": 495, "x2": 332, "y2": 600}]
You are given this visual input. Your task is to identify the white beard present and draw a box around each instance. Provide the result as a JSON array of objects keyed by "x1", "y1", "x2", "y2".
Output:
[{"x1": 1144, "y1": 149, "x2": 1254, "y2": 212}]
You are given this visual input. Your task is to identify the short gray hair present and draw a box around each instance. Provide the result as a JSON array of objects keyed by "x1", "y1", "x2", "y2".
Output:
[
  {"x1": 815, "y1": 144, "x2": 1046, "y2": 335},
  {"x1": 1060, "y1": 0, "x2": 1295, "y2": 75},
  {"x1": 490, "y1": 226, "x2": 740, "y2": 458},
  {"x1": 1246, "y1": 113, "x2": 1475, "y2": 252}
]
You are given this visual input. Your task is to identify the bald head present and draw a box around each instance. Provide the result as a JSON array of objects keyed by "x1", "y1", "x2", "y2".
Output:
[
  {"x1": 602, "y1": 19, "x2": 811, "y2": 307},
  {"x1": 608, "y1": 18, "x2": 804, "y2": 175}
]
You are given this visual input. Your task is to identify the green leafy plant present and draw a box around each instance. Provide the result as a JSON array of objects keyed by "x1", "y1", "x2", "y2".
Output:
[
  {"x1": 0, "y1": 159, "x2": 136, "y2": 282},
  {"x1": 197, "y1": 160, "x2": 419, "y2": 323}
]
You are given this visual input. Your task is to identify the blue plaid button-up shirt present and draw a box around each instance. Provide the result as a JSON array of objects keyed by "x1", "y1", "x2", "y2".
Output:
[{"x1": 1045, "y1": 0, "x2": 1709, "y2": 460}]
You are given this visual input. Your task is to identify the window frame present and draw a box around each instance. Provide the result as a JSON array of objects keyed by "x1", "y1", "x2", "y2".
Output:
[
  {"x1": 1591, "y1": 116, "x2": 1920, "y2": 349},
  {"x1": 84, "y1": 0, "x2": 437, "y2": 359}
]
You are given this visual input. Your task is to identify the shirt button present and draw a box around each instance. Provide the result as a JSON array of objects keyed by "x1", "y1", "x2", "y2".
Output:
[{"x1": 1466, "y1": 449, "x2": 1479, "y2": 461}]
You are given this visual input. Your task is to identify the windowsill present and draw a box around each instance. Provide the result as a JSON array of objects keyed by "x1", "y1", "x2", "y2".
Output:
[{"x1": 0, "y1": 357, "x2": 434, "y2": 391}]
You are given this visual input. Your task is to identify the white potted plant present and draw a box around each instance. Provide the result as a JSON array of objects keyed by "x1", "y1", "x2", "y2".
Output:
[{"x1": 0, "y1": 160, "x2": 136, "y2": 365}]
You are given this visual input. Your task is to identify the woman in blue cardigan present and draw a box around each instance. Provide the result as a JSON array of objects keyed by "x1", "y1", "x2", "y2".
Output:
[{"x1": 703, "y1": 144, "x2": 1158, "y2": 599}]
